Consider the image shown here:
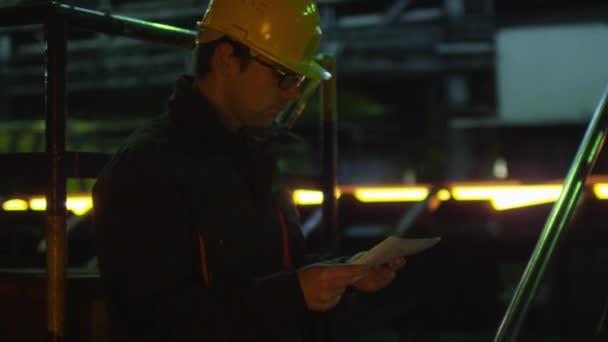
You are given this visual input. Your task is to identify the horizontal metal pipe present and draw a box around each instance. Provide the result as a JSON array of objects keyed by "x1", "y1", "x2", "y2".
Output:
[
  {"x1": 56, "y1": 4, "x2": 195, "y2": 48},
  {"x1": 0, "y1": 2, "x2": 195, "y2": 48}
]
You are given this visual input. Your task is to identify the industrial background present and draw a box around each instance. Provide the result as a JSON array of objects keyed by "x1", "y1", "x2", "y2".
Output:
[{"x1": 1, "y1": 0, "x2": 608, "y2": 341}]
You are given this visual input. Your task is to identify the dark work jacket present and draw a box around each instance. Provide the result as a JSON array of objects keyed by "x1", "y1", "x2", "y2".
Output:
[{"x1": 93, "y1": 75, "x2": 327, "y2": 341}]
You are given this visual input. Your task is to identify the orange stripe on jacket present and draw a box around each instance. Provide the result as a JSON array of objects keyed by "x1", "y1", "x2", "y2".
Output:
[
  {"x1": 277, "y1": 208, "x2": 294, "y2": 271},
  {"x1": 197, "y1": 233, "x2": 210, "y2": 287},
  {"x1": 198, "y1": 209, "x2": 293, "y2": 289}
]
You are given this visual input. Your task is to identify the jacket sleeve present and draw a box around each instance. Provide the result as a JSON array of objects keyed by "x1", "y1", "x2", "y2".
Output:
[
  {"x1": 93, "y1": 146, "x2": 308, "y2": 342},
  {"x1": 278, "y1": 186, "x2": 350, "y2": 267},
  {"x1": 276, "y1": 185, "x2": 358, "y2": 342}
]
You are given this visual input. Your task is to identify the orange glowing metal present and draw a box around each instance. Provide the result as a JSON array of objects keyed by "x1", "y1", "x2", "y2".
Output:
[
  {"x1": 292, "y1": 189, "x2": 342, "y2": 205},
  {"x1": 593, "y1": 183, "x2": 608, "y2": 199},
  {"x1": 437, "y1": 189, "x2": 451, "y2": 201},
  {"x1": 3, "y1": 184, "x2": 591, "y2": 214},
  {"x1": 451, "y1": 185, "x2": 563, "y2": 210},
  {"x1": 28, "y1": 195, "x2": 93, "y2": 215},
  {"x1": 2, "y1": 199, "x2": 28, "y2": 211},
  {"x1": 353, "y1": 186, "x2": 429, "y2": 203}
]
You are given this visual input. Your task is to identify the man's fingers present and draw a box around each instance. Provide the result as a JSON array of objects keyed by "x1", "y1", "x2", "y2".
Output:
[
  {"x1": 320, "y1": 287, "x2": 345, "y2": 302},
  {"x1": 325, "y1": 264, "x2": 368, "y2": 278},
  {"x1": 368, "y1": 266, "x2": 396, "y2": 283},
  {"x1": 299, "y1": 263, "x2": 378, "y2": 312},
  {"x1": 324, "y1": 281, "x2": 352, "y2": 293},
  {"x1": 318, "y1": 264, "x2": 368, "y2": 284},
  {"x1": 299, "y1": 264, "x2": 360, "y2": 312},
  {"x1": 390, "y1": 257, "x2": 407, "y2": 269}
]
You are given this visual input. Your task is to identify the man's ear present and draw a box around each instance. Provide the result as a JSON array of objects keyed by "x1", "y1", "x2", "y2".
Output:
[{"x1": 212, "y1": 41, "x2": 240, "y2": 79}]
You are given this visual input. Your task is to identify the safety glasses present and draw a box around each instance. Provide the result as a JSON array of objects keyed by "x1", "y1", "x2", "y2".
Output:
[{"x1": 250, "y1": 56, "x2": 306, "y2": 90}]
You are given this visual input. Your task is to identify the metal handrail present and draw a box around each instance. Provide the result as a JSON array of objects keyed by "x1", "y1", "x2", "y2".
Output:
[
  {"x1": 0, "y1": 1, "x2": 196, "y2": 48},
  {"x1": 494, "y1": 84, "x2": 608, "y2": 341},
  {"x1": 393, "y1": 184, "x2": 443, "y2": 237},
  {"x1": 0, "y1": 3, "x2": 193, "y2": 341}
]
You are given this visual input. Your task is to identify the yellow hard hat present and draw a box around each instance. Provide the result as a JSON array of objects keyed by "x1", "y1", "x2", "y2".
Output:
[{"x1": 197, "y1": 0, "x2": 331, "y2": 81}]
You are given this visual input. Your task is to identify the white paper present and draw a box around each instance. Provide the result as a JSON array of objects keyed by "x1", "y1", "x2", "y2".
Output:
[{"x1": 351, "y1": 236, "x2": 441, "y2": 267}]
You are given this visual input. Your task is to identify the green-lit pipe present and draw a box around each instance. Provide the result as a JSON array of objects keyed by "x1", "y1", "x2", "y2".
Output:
[
  {"x1": 494, "y1": 84, "x2": 608, "y2": 341},
  {"x1": 0, "y1": 2, "x2": 195, "y2": 48},
  {"x1": 57, "y1": 4, "x2": 195, "y2": 48}
]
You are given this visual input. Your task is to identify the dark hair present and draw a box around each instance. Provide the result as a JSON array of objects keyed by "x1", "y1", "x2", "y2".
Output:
[{"x1": 193, "y1": 36, "x2": 252, "y2": 76}]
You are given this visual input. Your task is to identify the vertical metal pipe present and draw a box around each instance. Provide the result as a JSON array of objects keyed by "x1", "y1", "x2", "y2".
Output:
[
  {"x1": 45, "y1": 16, "x2": 68, "y2": 342},
  {"x1": 494, "y1": 84, "x2": 608, "y2": 341},
  {"x1": 320, "y1": 55, "x2": 338, "y2": 253}
]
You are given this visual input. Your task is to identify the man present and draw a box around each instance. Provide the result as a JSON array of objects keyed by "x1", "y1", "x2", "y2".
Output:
[{"x1": 93, "y1": 0, "x2": 405, "y2": 341}]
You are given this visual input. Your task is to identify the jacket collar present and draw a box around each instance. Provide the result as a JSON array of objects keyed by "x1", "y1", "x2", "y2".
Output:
[
  {"x1": 168, "y1": 75, "x2": 298, "y2": 158},
  {"x1": 168, "y1": 74, "x2": 246, "y2": 150}
]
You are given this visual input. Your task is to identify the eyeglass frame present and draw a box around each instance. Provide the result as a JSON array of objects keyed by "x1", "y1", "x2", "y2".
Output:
[
  {"x1": 218, "y1": 35, "x2": 306, "y2": 90},
  {"x1": 249, "y1": 55, "x2": 306, "y2": 91}
]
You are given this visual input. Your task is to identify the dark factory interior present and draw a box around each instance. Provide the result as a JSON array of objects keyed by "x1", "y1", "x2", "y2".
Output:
[{"x1": 2, "y1": 0, "x2": 608, "y2": 341}]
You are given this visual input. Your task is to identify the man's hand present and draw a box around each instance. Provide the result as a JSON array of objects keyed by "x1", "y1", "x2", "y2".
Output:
[
  {"x1": 297, "y1": 264, "x2": 367, "y2": 312},
  {"x1": 352, "y1": 256, "x2": 406, "y2": 292}
]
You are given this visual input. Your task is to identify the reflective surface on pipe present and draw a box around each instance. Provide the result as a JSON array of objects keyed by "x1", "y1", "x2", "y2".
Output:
[{"x1": 494, "y1": 84, "x2": 608, "y2": 341}]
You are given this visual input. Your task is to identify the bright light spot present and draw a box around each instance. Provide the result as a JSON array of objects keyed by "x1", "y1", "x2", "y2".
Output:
[
  {"x1": 2, "y1": 199, "x2": 28, "y2": 211},
  {"x1": 354, "y1": 187, "x2": 429, "y2": 203},
  {"x1": 293, "y1": 190, "x2": 323, "y2": 205},
  {"x1": 67, "y1": 196, "x2": 93, "y2": 216},
  {"x1": 30, "y1": 197, "x2": 46, "y2": 211},
  {"x1": 594, "y1": 183, "x2": 608, "y2": 199},
  {"x1": 303, "y1": 4, "x2": 317, "y2": 16},
  {"x1": 293, "y1": 189, "x2": 342, "y2": 205},
  {"x1": 452, "y1": 185, "x2": 562, "y2": 210},
  {"x1": 29, "y1": 195, "x2": 93, "y2": 215},
  {"x1": 493, "y1": 157, "x2": 509, "y2": 179},
  {"x1": 437, "y1": 189, "x2": 451, "y2": 201}
]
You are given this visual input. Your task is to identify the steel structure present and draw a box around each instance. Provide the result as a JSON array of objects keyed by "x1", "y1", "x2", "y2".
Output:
[{"x1": 0, "y1": 1, "x2": 338, "y2": 340}]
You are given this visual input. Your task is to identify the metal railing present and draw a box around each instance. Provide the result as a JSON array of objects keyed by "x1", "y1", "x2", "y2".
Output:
[
  {"x1": 0, "y1": 2, "x2": 196, "y2": 340},
  {"x1": 0, "y1": 1, "x2": 338, "y2": 340},
  {"x1": 494, "y1": 84, "x2": 608, "y2": 341}
]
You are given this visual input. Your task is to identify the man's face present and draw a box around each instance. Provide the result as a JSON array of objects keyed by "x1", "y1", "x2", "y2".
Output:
[{"x1": 227, "y1": 54, "x2": 301, "y2": 128}]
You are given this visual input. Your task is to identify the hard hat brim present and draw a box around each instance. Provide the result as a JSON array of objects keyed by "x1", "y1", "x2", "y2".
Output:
[
  {"x1": 197, "y1": 27, "x2": 224, "y2": 43},
  {"x1": 197, "y1": 27, "x2": 332, "y2": 81},
  {"x1": 307, "y1": 61, "x2": 332, "y2": 81}
]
